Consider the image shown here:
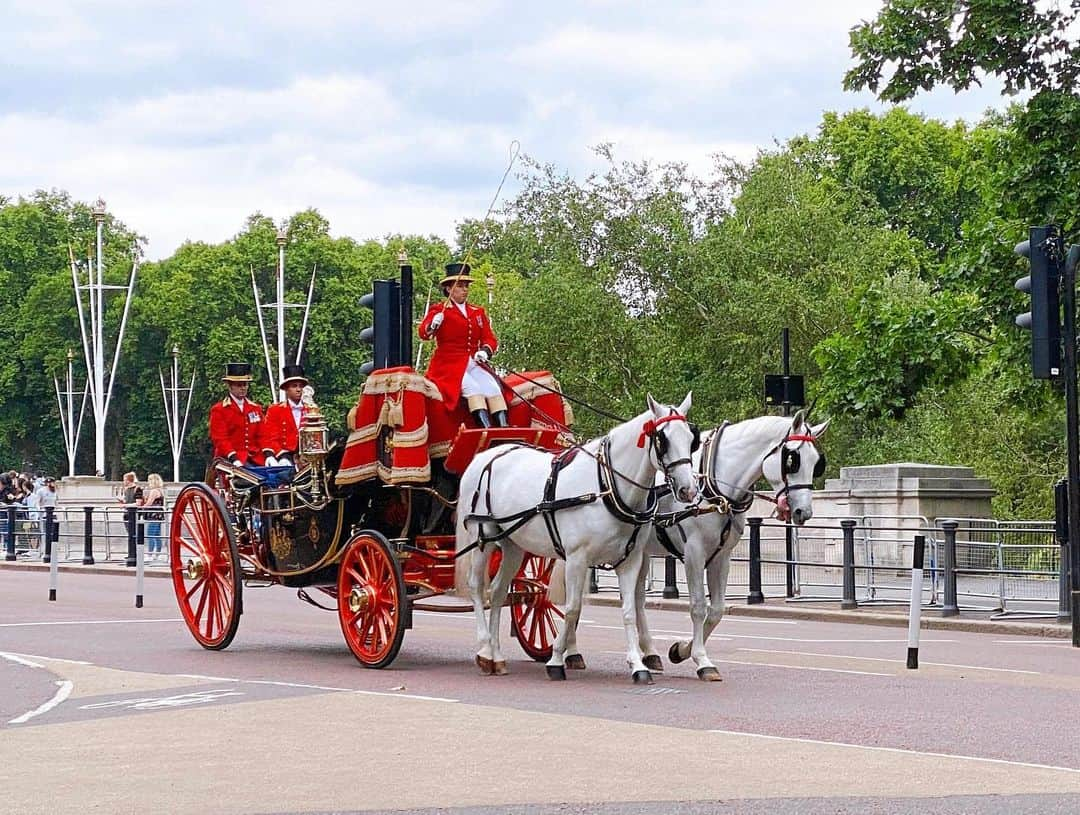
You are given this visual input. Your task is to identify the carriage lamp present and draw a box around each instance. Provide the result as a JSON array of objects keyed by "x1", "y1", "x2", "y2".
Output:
[{"x1": 298, "y1": 386, "x2": 329, "y2": 460}]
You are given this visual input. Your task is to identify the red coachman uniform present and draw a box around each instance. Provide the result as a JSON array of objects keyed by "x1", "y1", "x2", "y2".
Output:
[
  {"x1": 262, "y1": 400, "x2": 305, "y2": 459},
  {"x1": 418, "y1": 300, "x2": 499, "y2": 407},
  {"x1": 209, "y1": 397, "x2": 265, "y2": 465}
]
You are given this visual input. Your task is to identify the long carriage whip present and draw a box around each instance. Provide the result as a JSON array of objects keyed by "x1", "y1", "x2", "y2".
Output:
[{"x1": 414, "y1": 141, "x2": 521, "y2": 370}]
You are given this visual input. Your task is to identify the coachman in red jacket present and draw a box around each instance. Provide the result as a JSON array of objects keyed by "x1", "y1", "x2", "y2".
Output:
[
  {"x1": 209, "y1": 362, "x2": 265, "y2": 466},
  {"x1": 261, "y1": 364, "x2": 309, "y2": 466},
  {"x1": 418, "y1": 263, "x2": 507, "y2": 427}
]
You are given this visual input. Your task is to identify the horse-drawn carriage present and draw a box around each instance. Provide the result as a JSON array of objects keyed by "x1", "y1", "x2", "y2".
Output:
[{"x1": 168, "y1": 362, "x2": 575, "y2": 669}]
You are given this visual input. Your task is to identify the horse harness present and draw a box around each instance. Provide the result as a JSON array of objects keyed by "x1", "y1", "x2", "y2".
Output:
[{"x1": 463, "y1": 412, "x2": 694, "y2": 570}]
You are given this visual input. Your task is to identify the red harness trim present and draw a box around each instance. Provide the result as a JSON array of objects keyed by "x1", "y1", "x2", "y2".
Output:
[
  {"x1": 785, "y1": 434, "x2": 817, "y2": 443},
  {"x1": 637, "y1": 413, "x2": 689, "y2": 448}
]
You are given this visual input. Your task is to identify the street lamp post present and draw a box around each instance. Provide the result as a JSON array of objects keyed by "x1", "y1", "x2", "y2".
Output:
[{"x1": 251, "y1": 222, "x2": 318, "y2": 402}]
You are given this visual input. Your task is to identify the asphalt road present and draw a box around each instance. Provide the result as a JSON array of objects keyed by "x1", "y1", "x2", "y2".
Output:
[{"x1": 2, "y1": 568, "x2": 1079, "y2": 815}]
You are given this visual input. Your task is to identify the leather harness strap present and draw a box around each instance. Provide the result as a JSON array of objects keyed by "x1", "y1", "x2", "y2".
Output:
[{"x1": 462, "y1": 429, "x2": 666, "y2": 570}]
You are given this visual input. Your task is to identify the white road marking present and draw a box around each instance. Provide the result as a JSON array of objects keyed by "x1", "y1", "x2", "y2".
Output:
[
  {"x1": 0, "y1": 618, "x2": 181, "y2": 627},
  {"x1": 80, "y1": 689, "x2": 244, "y2": 711},
  {"x1": 714, "y1": 658, "x2": 892, "y2": 677},
  {"x1": 994, "y1": 640, "x2": 1072, "y2": 646},
  {"x1": 584, "y1": 625, "x2": 952, "y2": 644},
  {"x1": 737, "y1": 648, "x2": 1042, "y2": 674},
  {"x1": 355, "y1": 690, "x2": 459, "y2": 703},
  {"x1": 0, "y1": 652, "x2": 43, "y2": 668},
  {"x1": 9, "y1": 680, "x2": 73, "y2": 724},
  {"x1": 177, "y1": 673, "x2": 458, "y2": 702},
  {"x1": 707, "y1": 728, "x2": 1080, "y2": 774},
  {"x1": 0, "y1": 652, "x2": 92, "y2": 665}
]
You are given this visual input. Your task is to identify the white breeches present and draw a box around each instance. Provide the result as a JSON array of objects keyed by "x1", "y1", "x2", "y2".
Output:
[{"x1": 461, "y1": 359, "x2": 502, "y2": 398}]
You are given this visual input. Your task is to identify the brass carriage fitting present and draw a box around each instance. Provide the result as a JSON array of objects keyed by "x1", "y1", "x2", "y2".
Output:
[
  {"x1": 298, "y1": 386, "x2": 329, "y2": 462},
  {"x1": 348, "y1": 586, "x2": 372, "y2": 614},
  {"x1": 185, "y1": 558, "x2": 205, "y2": 580}
]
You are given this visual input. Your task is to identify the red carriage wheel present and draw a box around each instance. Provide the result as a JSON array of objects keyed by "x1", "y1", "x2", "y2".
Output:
[
  {"x1": 338, "y1": 531, "x2": 406, "y2": 669},
  {"x1": 169, "y1": 483, "x2": 242, "y2": 650},
  {"x1": 510, "y1": 554, "x2": 563, "y2": 662}
]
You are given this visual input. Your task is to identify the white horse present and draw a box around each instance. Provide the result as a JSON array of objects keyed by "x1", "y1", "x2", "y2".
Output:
[
  {"x1": 456, "y1": 394, "x2": 699, "y2": 684},
  {"x1": 637, "y1": 409, "x2": 828, "y2": 680}
]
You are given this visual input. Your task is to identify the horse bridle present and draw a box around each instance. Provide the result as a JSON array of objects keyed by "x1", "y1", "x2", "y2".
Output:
[
  {"x1": 637, "y1": 411, "x2": 700, "y2": 482},
  {"x1": 765, "y1": 433, "x2": 825, "y2": 500}
]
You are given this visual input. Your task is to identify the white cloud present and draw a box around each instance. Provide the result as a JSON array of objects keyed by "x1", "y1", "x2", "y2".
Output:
[{"x1": 0, "y1": 1, "x2": 1020, "y2": 261}]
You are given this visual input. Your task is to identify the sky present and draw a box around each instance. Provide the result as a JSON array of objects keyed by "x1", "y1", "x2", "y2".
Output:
[{"x1": 0, "y1": 1, "x2": 1013, "y2": 260}]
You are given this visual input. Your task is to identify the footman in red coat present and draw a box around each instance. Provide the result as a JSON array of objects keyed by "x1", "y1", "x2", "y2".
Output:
[
  {"x1": 261, "y1": 364, "x2": 309, "y2": 466},
  {"x1": 209, "y1": 362, "x2": 265, "y2": 466}
]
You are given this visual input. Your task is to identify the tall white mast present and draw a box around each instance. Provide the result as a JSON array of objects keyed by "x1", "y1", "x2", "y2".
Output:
[
  {"x1": 76, "y1": 199, "x2": 137, "y2": 476},
  {"x1": 53, "y1": 349, "x2": 88, "y2": 477},
  {"x1": 160, "y1": 345, "x2": 196, "y2": 483}
]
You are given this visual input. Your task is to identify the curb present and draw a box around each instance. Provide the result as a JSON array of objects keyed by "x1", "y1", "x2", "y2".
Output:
[
  {"x1": 0, "y1": 561, "x2": 172, "y2": 579},
  {"x1": 3, "y1": 561, "x2": 1071, "y2": 639},
  {"x1": 584, "y1": 593, "x2": 1073, "y2": 639}
]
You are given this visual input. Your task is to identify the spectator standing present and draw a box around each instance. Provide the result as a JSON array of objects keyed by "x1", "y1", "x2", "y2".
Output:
[
  {"x1": 143, "y1": 473, "x2": 166, "y2": 562},
  {"x1": 119, "y1": 472, "x2": 143, "y2": 550}
]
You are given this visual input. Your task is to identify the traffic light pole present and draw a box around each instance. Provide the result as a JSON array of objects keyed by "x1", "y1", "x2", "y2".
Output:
[{"x1": 1064, "y1": 247, "x2": 1080, "y2": 647}]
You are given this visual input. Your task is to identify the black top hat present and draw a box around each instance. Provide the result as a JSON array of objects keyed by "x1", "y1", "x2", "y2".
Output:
[
  {"x1": 222, "y1": 362, "x2": 253, "y2": 382},
  {"x1": 440, "y1": 262, "x2": 474, "y2": 287},
  {"x1": 279, "y1": 364, "x2": 308, "y2": 389}
]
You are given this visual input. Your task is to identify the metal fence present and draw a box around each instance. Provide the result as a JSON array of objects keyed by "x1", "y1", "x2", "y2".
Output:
[
  {"x1": 3, "y1": 505, "x2": 173, "y2": 568},
  {"x1": 600, "y1": 514, "x2": 1063, "y2": 620}
]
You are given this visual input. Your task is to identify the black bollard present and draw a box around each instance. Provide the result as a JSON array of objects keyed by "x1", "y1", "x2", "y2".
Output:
[
  {"x1": 82, "y1": 506, "x2": 95, "y2": 565},
  {"x1": 841, "y1": 519, "x2": 857, "y2": 609},
  {"x1": 3, "y1": 506, "x2": 15, "y2": 561},
  {"x1": 43, "y1": 507, "x2": 55, "y2": 564},
  {"x1": 941, "y1": 521, "x2": 959, "y2": 618},
  {"x1": 135, "y1": 519, "x2": 145, "y2": 608},
  {"x1": 588, "y1": 566, "x2": 598, "y2": 594},
  {"x1": 4, "y1": 505, "x2": 15, "y2": 561},
  {"x1": 747, "y1": 517, "x2": 764, "y2": 604},
  {"x1": 785, "y1": 523, "x2": 796, "y2": 598},
  {"x1": 125, "y1": 507, "x2": 137, "y2": 567},
  {"x1": 662, "y1": 555, "x2": 679, "y2": 599}
]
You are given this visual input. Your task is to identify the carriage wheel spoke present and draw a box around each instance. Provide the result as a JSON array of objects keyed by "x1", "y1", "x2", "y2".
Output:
[{"x1": 185, "y1": 576, "x2": 207, "y2": 603}]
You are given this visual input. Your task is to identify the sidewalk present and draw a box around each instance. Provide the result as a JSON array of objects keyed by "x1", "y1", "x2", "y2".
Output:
[{"x1": 2, "y1": 559, "x2": 1072, "y2": 639}]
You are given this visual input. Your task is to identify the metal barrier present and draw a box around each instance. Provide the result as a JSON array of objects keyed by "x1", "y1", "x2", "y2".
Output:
[
  {"x1": 16, "y1": 504, "x2": 173, "y2": 569},
  {"x1": 934, "y1": 517, "x2": 1059, "y2": 619}
]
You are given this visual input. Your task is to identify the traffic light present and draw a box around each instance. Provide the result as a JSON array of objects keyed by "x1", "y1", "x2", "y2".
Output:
[
  {"x1": 359, "y1": 279, "x2": 401, "y2": 376},
  {"x1": 1014, "y1": 225, "x2": 1062, "y2": 379}
]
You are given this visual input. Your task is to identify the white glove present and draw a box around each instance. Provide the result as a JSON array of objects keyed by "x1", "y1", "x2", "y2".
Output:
[
  {"x1": 264, "y1": 455, "x2": 279, "y2": 467},
  {"x1": 430, "y1": 312, "x2": 444, "y2": 331},
  {"x1": 474, "y1": 349, "x2": 489, "y2": 363}
]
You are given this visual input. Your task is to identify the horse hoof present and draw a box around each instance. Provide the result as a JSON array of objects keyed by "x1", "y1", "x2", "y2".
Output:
[
  {"x1": 546, "y1": 665, "x2": 567, "y2": 681},
  {"x1": 632, "y1": 669, "x2": 654, "y2": 685},
  {"x1": 493, "y1": 661, "x2": 508, "y2": 676},
  {"x1": 565, "y1": 654, "x2": 587, "y2": 670},
  {"x1": 475, "y1": 655, "x2": 495, "y2": 675},
  {"x1": 643, "y1": 654, "x2": 664, "y2": 672},
  {"x1": 668, "y1": 642, "x2": 687, "y2": 664},
  {"x1": 697, "y1": 666, "x2": 722, "y2": 682}
]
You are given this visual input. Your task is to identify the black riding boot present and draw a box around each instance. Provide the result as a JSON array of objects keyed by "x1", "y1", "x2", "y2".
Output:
[
  {"x1": 491, "y1": 410, "x2": 509, "y2": 428},
  {"x1": 471, "y1": 409, "x2": 492, "y2": 428}
]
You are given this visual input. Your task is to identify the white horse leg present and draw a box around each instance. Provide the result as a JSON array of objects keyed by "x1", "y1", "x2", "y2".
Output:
[
  {"x1": 635, "y1": 556, "x2": 662, "y2": 672},
  {"x1": 562, "y1": 564, "x2": 588, "y2": 670},
  {"x1": 667, "y1": 544, "x2": 710, "y2": 675},
  {"x1": 616, "y1": 549, "x2": 652, "y2": 684},
  {"x1": 690, "y1": 552, "x2": 733, "y2": 682},
  {"x1": 547, "y1": 556, "x2": 586, "y2": 681},
  {"x1": 467, "y1": 538, "x2": 495, "y2": 674},
  {"x1": 486, "y1": 542, "x2": 524, "y2": 676}
]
